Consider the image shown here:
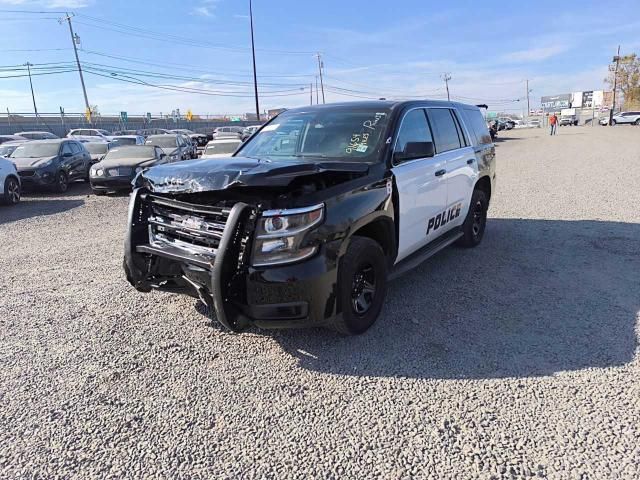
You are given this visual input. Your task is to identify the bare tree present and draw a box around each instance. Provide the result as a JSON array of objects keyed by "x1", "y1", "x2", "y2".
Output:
[{"x1": 606, "y1": 53, "x2": 640, "y2": 110}]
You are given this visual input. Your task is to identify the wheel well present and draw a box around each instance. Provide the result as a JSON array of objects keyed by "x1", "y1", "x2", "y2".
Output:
[
  {"x1": 475, "y1": 176, "x2": 492, "y2": 204},
  {"x1": 352, "y1": 218, "x2": 395, "y2": 261}
]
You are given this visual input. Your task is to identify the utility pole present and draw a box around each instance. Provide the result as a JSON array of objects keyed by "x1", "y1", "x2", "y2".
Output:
[
  {"x1": 609, "y1": 45, "x2": 621, "y2": 127},
  {"x1": 249, "y1": 0, "x2": 260, "y2": 122},
  {"x1": 310, "y1": 81, "x2": 313, "y2": 105},
  {"x1": 442, "y1": 73, "x2": 452, "y2": 101},
  {"x1": 316, "y1": 53, "x2": 325, "y2": 104},
  {"x1": 526, "y1": 79, "x2": 530, "y2": 120},
  {"x1": 24, "y1": 62, "x2": 39, "y2": 118},
  {"x1": 315, "y1": 75, "x2": 319, "y2": 105},
  {"x1": 61, "y1": 13, "x2": 91, "y2": 123}
]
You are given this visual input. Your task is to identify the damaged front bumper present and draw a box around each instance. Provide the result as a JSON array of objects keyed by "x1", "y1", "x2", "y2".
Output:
[{"x1": 124, "y1": 188, "x2": 339, "y2": 331}]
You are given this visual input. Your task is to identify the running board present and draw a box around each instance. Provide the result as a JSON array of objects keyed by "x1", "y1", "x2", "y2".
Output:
[{"x1": 389, "y1": 229, "x2": 463, "y2": 281}]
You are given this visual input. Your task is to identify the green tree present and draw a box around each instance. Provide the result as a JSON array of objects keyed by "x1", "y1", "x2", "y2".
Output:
[{"x1": 606, "y1": 53, "x2": 640, "y2": 110}]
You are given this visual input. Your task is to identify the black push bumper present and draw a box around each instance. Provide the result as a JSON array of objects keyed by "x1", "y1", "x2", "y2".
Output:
[{"x1": 124, "y1": 189, "x2": 339, "y2": 331}]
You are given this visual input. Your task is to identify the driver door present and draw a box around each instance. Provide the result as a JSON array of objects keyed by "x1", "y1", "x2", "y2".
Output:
[{"x1": 391, "y1": 108, "x2": 448, "y2": 262}]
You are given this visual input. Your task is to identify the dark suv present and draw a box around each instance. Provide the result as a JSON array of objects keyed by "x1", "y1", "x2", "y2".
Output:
[
  {"x1": 10, "y1": 139, "x2": 91, "y2": 192},
  {"x1": 125, "y1": 101, "x2": 496, "y2": 335}
]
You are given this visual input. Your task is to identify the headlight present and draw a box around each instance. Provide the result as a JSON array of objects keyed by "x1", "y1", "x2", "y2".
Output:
[
  {"x1": 95, "y1": 168, "x2": 104, "y2": 176},
  {"x1": 170, "y1": 154, "x2": 178, "y2": 160},
  {"x1": 252, "y1": 204, "x2": 324, "y2": 266}
]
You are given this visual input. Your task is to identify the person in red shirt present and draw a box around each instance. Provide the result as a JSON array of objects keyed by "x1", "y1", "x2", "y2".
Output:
[{"x1": 549, "y1": 113, "x2": 558, "y2": 135}]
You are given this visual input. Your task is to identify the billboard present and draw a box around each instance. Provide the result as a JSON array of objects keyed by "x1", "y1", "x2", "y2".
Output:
[
  {"x1": 541, "y1": 94, "x2": 571, "y2": 112},
  {"x1": 582, "y1": 91, "x2": 594, "y2": 108}
]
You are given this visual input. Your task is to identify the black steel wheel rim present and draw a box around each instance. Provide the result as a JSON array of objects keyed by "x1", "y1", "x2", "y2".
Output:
[
  {"x1": 7, "y1": 179, "x2": 20, "y2": 203},
  {"x1": 351, "y1": 264, "x2": 376, "y2": 315},
  {"x1": 472, "y1": 200, "x2": 484, "y2": 237}
]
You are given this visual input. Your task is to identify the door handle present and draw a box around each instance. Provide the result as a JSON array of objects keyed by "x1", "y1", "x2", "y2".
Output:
[
  {"x1": 435, "y1": 169, "x2": 446, "y2": 177},
  {"x1": 466, "y1": 159, "x2": 474, "y2": 165}
]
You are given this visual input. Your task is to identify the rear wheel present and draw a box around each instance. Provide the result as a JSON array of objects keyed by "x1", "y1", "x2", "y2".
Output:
[
  {"x1": 634, "y1": 119, "x2": 640, "y2": 125},
  {"x1": 54, "y1": 171, "x2": 68, "y2": 193},
  {"x1": 2, "y1": 176, "x2": 21, "y2": 205},
  {"x1": 456, "y1": 189, "x2": 488, "y2": 248},
  {"x1": 331, "y1": 237, "x2": 388, "y2": 335}
]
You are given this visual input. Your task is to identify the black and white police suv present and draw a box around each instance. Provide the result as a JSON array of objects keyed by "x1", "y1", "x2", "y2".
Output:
[{"x1": 124, "y1": 100, "x2": 496, "y2": 335}]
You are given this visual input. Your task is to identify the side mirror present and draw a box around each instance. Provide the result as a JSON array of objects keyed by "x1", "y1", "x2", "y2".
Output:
[
  {"x1": 160, "y1": 153, "x2": 167, "y2": 159},
  {"x1": 63, "y1": 152, "x2": 73, "y2": 158},
  {"x1": 394, "y1": 141, "x2": 434, "y2": 163}
]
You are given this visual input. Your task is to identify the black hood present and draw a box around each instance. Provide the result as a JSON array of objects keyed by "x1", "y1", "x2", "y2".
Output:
[{"x1": 135, "y1": 155, "x2": 369, "y2": 193}]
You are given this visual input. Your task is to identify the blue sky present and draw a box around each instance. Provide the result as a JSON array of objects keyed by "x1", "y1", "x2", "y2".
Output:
[{"x1": 1, "y1": 0, "x2": 639, "y2": 115}]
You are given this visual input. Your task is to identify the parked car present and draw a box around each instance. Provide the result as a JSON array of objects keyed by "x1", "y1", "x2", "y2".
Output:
[
  {"x1": 177, "y1": 134, "x2": 198, "y2": 159},
  {"x1": 110, "y1": 135, "x2": 146, "y2": 147},
  {"x1": 599, "y1": 117, "x2": 609, "y2": 126},
  {"x1": 90, "y1": 145, "x2": 168, "y2": 195},
  {"x1": 14, "y1": 131, "x2": 58, "y2": 140},
  {"x1": 0, "y1": 156, "x2": 21, "y2": 205},
  {"x1": 528, "y1": 119, "x2": 541, "y2": 128},
  {"x1": 170, "y1": 129, "x2": 208, "y2": 147},
  {"x1": 124, "y1": 100, "x2": 496, "y2": 334},
  {"x1": 497, "y1": 117, "x2": 515, "y2": 130},
  {"x1": 139, "y1": 128, "x2": 172, "y2": 137},
  {"x1": 201, "y1": 138, "x2": 243, "y2": 158},
  {"x1": 212, "y1": 126, "x2": 244, "y2": 140},
  {"x1": 0, "y1": 134, "x2": 27, "y2": 144},
  {"x1": 112, "y1": 129, "x2": 141, "y2": 136},
  {"x1": 0, "y1": 140, "x2": 28, "y2": 158},
  {"x1": 83, "y1": 141, "x2": 111, "y2": 165},
  {"x1": 9, "y1": 139, "x2": 90, "y2": 192},
  {"x1": 241, "y1": 125, "x2": 261, "y2": 142},
  {"x1": 144, "y1": 134, "x2": 191, "y2": 161},
  {"x1": 610, "y1": 111, "x2": 640, "y2": 126},
  {"x1": 67, "y1": 128, "x2": 111, "y2": 141}
]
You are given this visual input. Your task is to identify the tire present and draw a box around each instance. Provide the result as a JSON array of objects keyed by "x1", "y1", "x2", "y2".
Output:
[
  {"x1": 2, "y1": 176, "x2": 21, "y2": 205},
  {"x1": 330, "y1": 237, "x2": 388, "y2": 335},
  {"x1": 54, "y1": 171, "x2": 68, "y2": 193},
  {"x1": 611, "y1": 120, "x2": 616, "y2": 126},
  {"x1": 634, "y1": 119, "x2": 640, "y2": 126},
  {"x1": 456, "y1": 189, "x2": 488, "y2": 248}
]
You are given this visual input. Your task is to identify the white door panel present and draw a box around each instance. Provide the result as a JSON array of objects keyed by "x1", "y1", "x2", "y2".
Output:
[
  {"x1": 392, "y1": 156, "x2": 447, "y2": 263},
  {"x1": 444, "y1": 146, "x2": 478, "y2": 230}
]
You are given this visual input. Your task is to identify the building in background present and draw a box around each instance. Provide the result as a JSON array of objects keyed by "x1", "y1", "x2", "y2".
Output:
[{"x1": 540, "y1": 90, "x2": 612, "y2": 125}]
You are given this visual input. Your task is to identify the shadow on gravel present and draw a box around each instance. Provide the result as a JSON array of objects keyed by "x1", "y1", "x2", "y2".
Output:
[
  {"x1": 0, "y1": 198, "x2": 84, "y2": 224},
  {"x1": 271, "y1": 218, "x2": 640, "y2": 379}
]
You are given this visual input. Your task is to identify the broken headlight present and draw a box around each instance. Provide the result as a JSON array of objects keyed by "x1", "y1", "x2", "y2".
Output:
[{"x1": 252, "y1": 204, "x2": 324, "y2": 267}]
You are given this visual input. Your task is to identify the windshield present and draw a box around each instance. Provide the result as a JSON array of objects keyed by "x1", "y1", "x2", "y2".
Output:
[
  {"x1": 111, "y1": 137, "x2": 137, "y2": 146},
  {"x1": 84, "y1": 143, "x2": 109, "y2": 154},
  {"x1": 238, "y1": 107, "x2": 391, "y2": 161},
  {"x1": 105, "y1": 146, "x2": 155, "y2": 160},
  {"x1": 0, "y1": 144, "x2": 18, "y2": 156},
  {"x1": 146, "y1": 136, "x2": 177, "y2": 148},
  {"x1": 204, "y1": 141, "x2": 241, "y2": 155},
  {"x1": 10, "y1": 142, "x2": 59, "y2": 158}
]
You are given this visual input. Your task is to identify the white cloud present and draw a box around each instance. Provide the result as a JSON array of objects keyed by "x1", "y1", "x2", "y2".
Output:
[
  {"x1": 501, "y1": 44, "x2": 570, "y2": 63},
  {"x1": 190, "y1": 0, "x2": 220, "y2": 18}
]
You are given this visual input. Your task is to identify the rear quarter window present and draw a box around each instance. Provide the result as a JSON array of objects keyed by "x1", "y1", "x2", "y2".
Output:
[{"x1": 462, "y1": 108, "x2": 493, "y2": 145}]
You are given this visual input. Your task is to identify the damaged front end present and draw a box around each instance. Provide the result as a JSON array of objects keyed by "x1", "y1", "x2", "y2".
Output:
[
  {"x1": 124, "y1": 156, "x2": 371, "y2": 331},
  {"x1": 124, "y1": 188, "x2": 256, "y2": 331}
]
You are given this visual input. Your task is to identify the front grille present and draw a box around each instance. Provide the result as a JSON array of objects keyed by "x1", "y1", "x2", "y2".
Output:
[
  {"x1": 18, "y1": 170, "x2": 35, "y2": 177},
  {"x1": 107, "y1": 167, "x2": 132, "y2": 177},
  {"x1": 143, "y1": 194, "x2": 231, "y2": 259}
]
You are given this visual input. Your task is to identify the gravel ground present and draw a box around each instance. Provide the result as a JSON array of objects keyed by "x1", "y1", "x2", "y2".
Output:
[{"x1": 1, "y1": 126, "x2": 639, "y2": 479}]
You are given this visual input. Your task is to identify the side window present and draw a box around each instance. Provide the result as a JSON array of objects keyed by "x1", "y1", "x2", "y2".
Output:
[
  {"x1": 462, "y1": 108, "x2": 492, "y2": 145},
  {"x1": 451, "y1": 110, "x2": 468, "y2": 147},
  {"x1": 427, "y1": 108, "x2": 462, "y2": 153},
  {"x1": 393, "y1": 109, "x2": 433, "y2": 164},
  {"x1": 61, "y1": 143, "x2": 73, "y2": 155},
  {"x1": 69, "y1": 142, "x2": 81, "y2": 154}
]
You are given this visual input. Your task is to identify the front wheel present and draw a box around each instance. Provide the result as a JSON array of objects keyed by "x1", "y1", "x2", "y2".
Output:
[
  {"x1": 456, "y1": 189, "x2": 488, "y2": 248},
  {"x1": 611, "y1": 120, "x2": 617, "y2": 126},
  {"x1": 2, "y1": 176, "x2": 21, "y2": 205},
  {"x1": 331, "y1": 237, "x2": 388, "y2": 335},
  {"x1": 634, "y1": 119, "x2": 640, "y2": 125},
  {"x1": 54, "y1": 171, "x2": 68, "y2": 193}
]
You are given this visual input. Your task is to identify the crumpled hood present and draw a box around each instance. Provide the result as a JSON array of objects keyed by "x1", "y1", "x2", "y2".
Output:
[
  {"x1": 12, "y1": 155, "x2": 56, "y2": 169},
  {"x1": 136, "y1": 155, "x2": 369, "y2": 193}
]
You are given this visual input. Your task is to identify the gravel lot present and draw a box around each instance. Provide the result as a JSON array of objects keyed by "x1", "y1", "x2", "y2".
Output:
[{"x1": 1, "y1": 126, "x2": 639, "y2": 479}]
